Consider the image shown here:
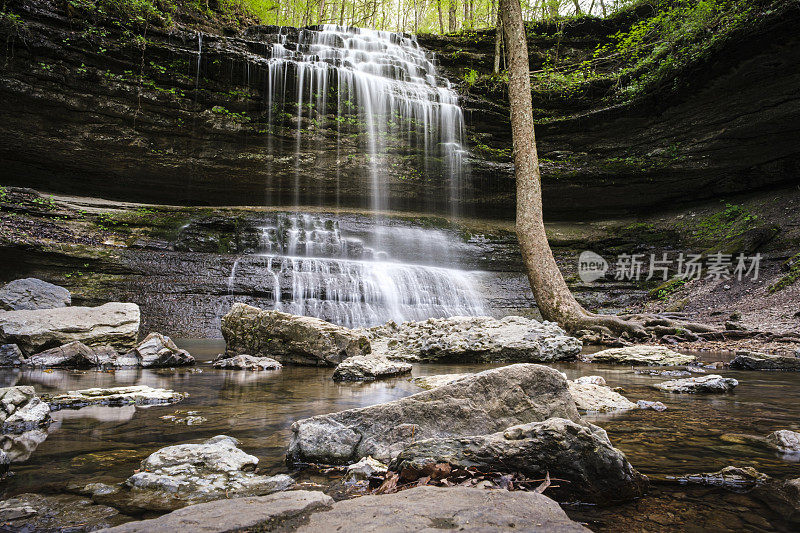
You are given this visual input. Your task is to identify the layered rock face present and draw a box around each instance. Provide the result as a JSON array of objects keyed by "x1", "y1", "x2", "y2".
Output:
[{"x1": 1, "y1": 1, "x2": 797, "y2": 219}]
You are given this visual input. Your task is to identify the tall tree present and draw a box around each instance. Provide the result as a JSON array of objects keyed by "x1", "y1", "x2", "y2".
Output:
[{"x1": 498, "y1": 0, "x2": 646, "y2": 337}]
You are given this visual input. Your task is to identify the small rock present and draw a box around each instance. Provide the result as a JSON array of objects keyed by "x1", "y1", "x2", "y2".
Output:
[
  {"x1": 574, "y1": 375, "x2": 606, "y2": 385},
  {"x1": 635, "y1": 369, "x2": 691, "y2": 377},
  {"x1": 211, "y1": 354, "x2": 282, "y2": 370},
  {"x1": 0, "y1": 278, "x2": 70, "y2": 311},
  {"x1": 124, "y1": 333, "x2": 195, "y2": 368},
  {"x1": 586, "y1": 346, "x2": 696, "y2": 366},
  {"x1": 46, "y1": 385, "x2": 186, "y2": 410},
  {"x1": 568, "y1": 381, "x2": 636, "y2": 412},
  {"x1": 653, "y1": 374, "x2": 738, "y2": 393},
  {"x1": 637, "y1": 400, "x2": 667, "y2": 411},
  {"x1": 766, "y1": 430, "x2": 800, "y2": 453},
  {"x1": 672, "y1": 466, "x2": 769, "y2": 489},
  {"x1": 0, "y1": 493, "x2": 125, "y2": 530},
  {"x1": 332, "y1": 356, "x2": 412, "y2": 381},
  {"x1": 123, "y1": 435, "x2": 293, "y2": 511},
  {"x1": 345, "y1": 456, "x2": 388, "y2": 480},
  {"x1": 0, "y1": 386, "x2": 51, "y2": 433}
]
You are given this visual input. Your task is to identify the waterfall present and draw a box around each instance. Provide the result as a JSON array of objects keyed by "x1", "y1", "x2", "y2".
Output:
[
  {"x1": 236, "y1": 214, "x2": 486, "y2": 328},
  {"x1": 265, "y1": 25, "x2": 468, "y2": 214},
  {"x1": 225, "y1": 27, "x2": 485, "y2": 328}
]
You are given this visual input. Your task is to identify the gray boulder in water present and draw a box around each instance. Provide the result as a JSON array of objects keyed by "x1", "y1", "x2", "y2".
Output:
[
  {"x1": 332, "y1": 356, "x2": 412, "y2": 381},
  {"x1": 123, "y1": 333, "x2": 195, "y2": 368},
  {"x1": 211, "y1": 353, "x2": 282, "y2": 370},
  {"x1": 393, "y1": 418, "x2": 648, "y2": 505},
  {"x1": 585, "y1": 345, "x2": 696, "y2": 366},
  {"x1": 26, "y1": 341, "x2": 101, "y2": 368},
  {"x1": 0, "y1": 278, "x2": 70, "y2": 311},
  {"x1": 123, "y1": 435, "x2": 293, "y2": 511},
  {"x1": 653, "y1": 374, "x2": 738, "y2": 393},
  {"x1": 221, "y1": 303, "x2": 370, "y2": 366},
  {"x1": 767, "y1": 430, "x2": 800, "y2": 453},
  {"x1": 0, "y1": 386, "x2": 51, "y2": 434},
  {"x1": 730, "y1": 350, "x2": 800, "y2": 371},
  {"x1": 286, "y1": 364, "x2": 583, "y2": 464},
  {"x1": 0, "y1": 302, "x2": 140, "y2": 356},
  {"x1": 365, "y1": 315, "x2": 582, "y2": 363}
]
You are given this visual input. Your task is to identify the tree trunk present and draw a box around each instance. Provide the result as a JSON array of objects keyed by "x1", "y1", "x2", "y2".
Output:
[
  {"x1": 600, "y1": 0, "x2": 607, "y2": 17},
  {"x1": 449, "y1": 1, "x2": 457, "y2": 31},
  {"x1": 499, "y1": 0, "x2": 648, "y2": 338},
  {"x1": 572, "y1": 0, "x2": 581, "y2": 15}
]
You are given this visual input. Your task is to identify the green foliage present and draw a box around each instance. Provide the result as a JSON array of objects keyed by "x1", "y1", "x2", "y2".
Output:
[
  {"x1": 768, "y1": 253, "x2": 800, "y2": 294},
  {"x1": 462, "y1": 68, "x2": 479, "y2": 87},
  {"x1": 691, "y1": 202, "x2": 757, "y2": 242},
  {"x1": 649, "y1": 277, "x2": 687, "y2": 301}
]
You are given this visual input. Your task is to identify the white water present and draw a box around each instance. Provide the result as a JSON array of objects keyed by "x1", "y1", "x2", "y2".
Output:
[{"x1": 227, "y1": 27, "x2": 484, "y2": 328}]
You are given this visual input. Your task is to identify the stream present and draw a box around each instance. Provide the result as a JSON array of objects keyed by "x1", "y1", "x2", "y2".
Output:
[{"x1": 1, "y1": 342, "x2": 798, "y2": 531}]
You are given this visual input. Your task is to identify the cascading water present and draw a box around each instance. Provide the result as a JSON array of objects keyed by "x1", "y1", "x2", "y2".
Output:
[
  {"x1": 227, "y1": 26, "x2": 485, "y2": 328},
  {"x1": 265, "y1": 25, "x2": 468, "y2": 215}
]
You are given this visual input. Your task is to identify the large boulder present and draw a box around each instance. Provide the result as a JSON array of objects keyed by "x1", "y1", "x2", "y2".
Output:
[
  {"x1": 0, "y1": 386, "x2": 51, "y2": 433},
  {"x1": 221, "y1": 303, "x2": 370, "y2": 366},
  {"x1": 1, "y1": 429, "x2": 49, "y2": 462},
  {"x1": 366, "y1": 315, "x2": 581, "y2": 363},
  {"x1": 210, "y1": 354, "x2": 282, "y2": 370},
  {"x1": 96, "y1": 487, "x2": 588, "y2": 533},
  {"x1": 567, "y1": 381, "x2": 637, "y2": 412},
  {"x1": 0, "y1": 344, "x2": 23, "y2": 366},
  {"x1": 730, "y1": 351, "x2": 800, "y2": 371},
  {"x1": 123, "y1": 333, "x2": 195, "y2": 368},
  {"x1": 123, "y1": 435, "x2": 293, "y2": 511},
  {"x1": 653, "y1": 374, "x2": 738, "y2": 393},
  {"x1": 393, "y1": 418, "x2": 648, "y2": 505},
  {"x1": 585, "y1": 345, "x2": 696, "y2": 366},
  {"x1": 332, "y1": 356, "x2": 412, "y2": 381},
  {"x1": 0, "y1": 303, "x2": 140, "y2": 356},
  {"x1": 45, "y1": 386, "x2": 186, "y2": 410},
  {"x1": 411, "y1": 373, "x2": 472, "y2": 390},
  {"x1": 286, "y1": 364, "x2": 583, "y2": 465},
  {"x1": 0, "y1": 278, "x2": 71, "y2": 311}
]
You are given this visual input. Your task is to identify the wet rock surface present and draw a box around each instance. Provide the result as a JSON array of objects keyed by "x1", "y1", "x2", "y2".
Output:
[
  {"x1": 669, "y1": 466, "x2": 770, "y2": 490},
  {"x1": 0, "y1": 493, "x2": 129, "y2": 531},
  {"x1": 730, "y1": 350, "x2": 800, "y2": 371},
  {"x1": 222, "y1": 303, "x2": 371, "y2": 366},
  {"x1": 121, "y1": 435, "x2": 294, "y2": 511},
  {"x1": 0, "y1": 302, "x2": 140, "y2": 356},
  {"x1": 366, "y1": 315, "x2": 582, "y2": 363},
  {"x1": 0, "y1": 344, "x2": 23, "y2": 366},
  {"x1": 332, "y1": 356, "x2": 412, "y2": 381},
  {"x1": 97, "y1": 490, "x2": 334, "y2": 533},
  {"x1": 345, "y1": 456, "x2": 388, "y2": 480},
  {"x1": 26, "y1": 341, "x2": 103, "y2": 368},
  {"x1": 287, "y1": 364, "x2": 583, "y2": 464},
  {"x1": 0, "y1": 385, "x2": 51, "y2": 433},
  {"x1": 0, "y1": 278, "x2": 71, "y2": 311},
  {"x1": 586, "y1": 345, "x2": 697, "y2": 366},
  {"x1": 568, "y1": 381, "x2": 637, "y2": 412},
  {"x1": 211, "y1": 353, "x2": 282, "y2": 370},
  {"x1": 653, "y1": 375, "x2": 738, "y2": 394},
  {"x1": 45, "y1": 385, "x2": 186, "y2": 410},
  {"x1": 394, "y1": 418, "x2": 648, "y2": 505}
]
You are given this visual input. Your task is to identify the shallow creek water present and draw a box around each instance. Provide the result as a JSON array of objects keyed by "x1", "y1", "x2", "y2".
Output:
[{"x1": 2, "y1": 341, "x2": 799, "y2": 532}]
